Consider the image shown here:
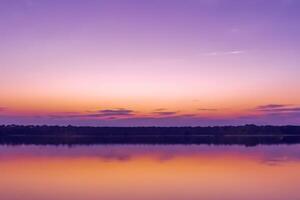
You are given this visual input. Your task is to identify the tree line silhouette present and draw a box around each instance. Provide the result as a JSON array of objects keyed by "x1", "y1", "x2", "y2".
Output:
[{"x1": 0, "y1": 124, "x2": 300, "y2": 146}]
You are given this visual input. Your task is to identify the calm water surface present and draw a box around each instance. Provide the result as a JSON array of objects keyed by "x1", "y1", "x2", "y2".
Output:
[{"x1": 0, "y1": 144, "x2": 300, "y2": 200}]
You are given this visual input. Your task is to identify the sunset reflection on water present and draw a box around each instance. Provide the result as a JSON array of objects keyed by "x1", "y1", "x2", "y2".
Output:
[{"x1": 0, "y1": 145, "x2": 300, "y2": 200}]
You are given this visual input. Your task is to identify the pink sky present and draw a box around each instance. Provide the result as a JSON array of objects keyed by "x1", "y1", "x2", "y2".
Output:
[{"x1": 0, "y1": 0, "x2": 300, "y2": 126}]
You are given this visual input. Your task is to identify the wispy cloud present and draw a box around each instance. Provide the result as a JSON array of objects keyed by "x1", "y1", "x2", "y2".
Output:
[
  {"x1": 255, "y1": 104, "x2": 287, "y2": 110},
  {"x1": 198, "y1": 108, "x2": 218, "y2": 111},
  {"x1": 202, "y1": 50, "x2": 245, "y2": 56},
  {"x1": 95, "y1": 109, "x2": 134, "y2": 116},
  {"x1": 47, "y1": 109, "x2": 136, "y2": 119},
  {"x1": 254, "y1": 104, "x2": 300, "y2": 113}
]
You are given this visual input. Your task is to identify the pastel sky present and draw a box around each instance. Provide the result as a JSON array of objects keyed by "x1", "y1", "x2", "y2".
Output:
[{"x1": 1, "y1": 0, "x2": 300, "y2": 126}]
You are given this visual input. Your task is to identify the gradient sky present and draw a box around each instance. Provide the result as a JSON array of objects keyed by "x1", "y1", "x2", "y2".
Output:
[{"x1": 1, "y1": 0, "x2": 300, "y2": 126}]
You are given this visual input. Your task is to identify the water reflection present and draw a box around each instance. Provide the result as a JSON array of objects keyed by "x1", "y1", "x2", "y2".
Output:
[{"x1": 0, "y1": 145, "x2": 300, "y2": 200}]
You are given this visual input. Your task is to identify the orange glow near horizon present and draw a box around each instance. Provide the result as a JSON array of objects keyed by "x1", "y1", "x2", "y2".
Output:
[{"x1": 1, "y1": 94, "x2": 298, "y2": 115}]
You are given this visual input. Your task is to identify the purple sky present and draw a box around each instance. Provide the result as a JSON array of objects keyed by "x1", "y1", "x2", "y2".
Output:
[{"x1": 0, "y1": 0, "x2": 300, "y2": 126}]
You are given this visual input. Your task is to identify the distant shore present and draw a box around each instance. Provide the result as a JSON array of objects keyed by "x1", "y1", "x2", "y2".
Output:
[{"x1": 1, "y1": 125, "x2": 300, "y2": 146}]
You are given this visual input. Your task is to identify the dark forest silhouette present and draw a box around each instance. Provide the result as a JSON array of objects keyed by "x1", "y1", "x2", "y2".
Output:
[{"x1": 1, "y1": 125, "x2": 300, "y2": 146}]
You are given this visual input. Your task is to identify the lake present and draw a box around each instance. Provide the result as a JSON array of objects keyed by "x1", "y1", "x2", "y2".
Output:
[{"x1": 0, "y1": 144, "x2": 300, "y2": 200}]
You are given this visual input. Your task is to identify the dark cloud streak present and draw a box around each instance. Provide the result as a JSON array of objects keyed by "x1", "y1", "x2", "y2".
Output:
[
  {"x1": 256, "y1": 104, "x2": 288, "y2": 110},
  {"x1": 255, "y1": 104, "x2": 300, "y2": 114},
  {"x1": 95, "y1": 109, "x2": 135, "y2": 116},
  {"x1": 48, "y1": 109, "x2": 135, "y2": 119},
  {"x1": 152, "y1": 111, "x2": 178, "y2": 116}
]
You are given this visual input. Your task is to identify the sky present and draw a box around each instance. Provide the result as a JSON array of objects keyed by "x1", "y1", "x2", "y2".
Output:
[{"x1": 0, "y1": 0, "x2": 300, "y2": 126}]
